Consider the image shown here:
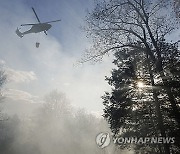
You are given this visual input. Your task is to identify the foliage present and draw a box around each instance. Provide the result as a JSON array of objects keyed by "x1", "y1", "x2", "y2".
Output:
[
  {"x1": 83, "y1": 0, "x2": 178, "y2": 63},
  {"x1": 85, "y1": 1, "x2": 180, "y2": 153},
  {"x1": 0, "y1": 91, "x2": 114, "y2": 154},
  {"x1": 102, "y1": 41, "x2": 180, "y2": 153}
]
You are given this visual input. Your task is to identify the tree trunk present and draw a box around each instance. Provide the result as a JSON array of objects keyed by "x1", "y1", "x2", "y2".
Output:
[{"x1": 147, "y1": 55, "x2": 170, "y2": 154}]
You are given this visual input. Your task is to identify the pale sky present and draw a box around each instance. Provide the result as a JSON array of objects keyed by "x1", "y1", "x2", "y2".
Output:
[{"x1": 0, "y1": 0, "x2": 114, "y2": 115}]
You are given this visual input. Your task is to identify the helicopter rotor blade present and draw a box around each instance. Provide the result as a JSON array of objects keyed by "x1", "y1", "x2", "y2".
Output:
[
  {"x1": 21, "y1": 24, "x2": 36, "y2": 26},
  {"x1": 32, "y1": 7, "x2": 41, "y2": 23},
  {"x1": 44, "y1": 19, "x2": 61, "y2": 24}
]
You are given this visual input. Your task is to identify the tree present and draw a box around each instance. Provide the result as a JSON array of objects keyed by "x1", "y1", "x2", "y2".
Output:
[
  {"x1": 0, "y1": 68, "x2": 7, "y2": 121},
  {"x1": 0, "y1": 115, "x2": 20, "y2": 153},
  {"x1": 173, "y1": 0, "x2": 180, "y2": 19},
  {"x1": 84, "y1": 1, "x2": 180, "y2": 153},
  {"x1": 40, "y1": 90, "x2": 71, "y2": 119},
  {"x1": 0, "y1": 69, "x2": 6, "y2": 100},
  {"x1": 102, "y1": 47, "x2": 161, "y2": 153},
  {"x1": 102, "y1": 41, "x2": 180, "y2": 153},
  {"x1": 22, "y1": 91, "x2": 110, "y2": 154},
  {"x1": 84, "y1": 0, "x2": 178, "y2": 61},
  {"x1": 84, "y1": 0, "x2": 180, "y2": 125}
]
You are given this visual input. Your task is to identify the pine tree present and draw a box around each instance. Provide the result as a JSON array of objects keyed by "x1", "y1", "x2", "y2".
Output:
[{"x1": 102, "y1": 41, "x2": 180, "y2": 153}]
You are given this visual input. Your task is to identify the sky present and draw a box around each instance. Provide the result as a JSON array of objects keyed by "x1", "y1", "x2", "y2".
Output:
[{"x1": 0, "y1": 0, "x2": 114, "y2": 115}]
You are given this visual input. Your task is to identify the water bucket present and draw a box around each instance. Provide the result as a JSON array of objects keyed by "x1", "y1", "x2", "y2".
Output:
[{"x1": 36, "y1": 42, "x2": 40, "y2": 48}]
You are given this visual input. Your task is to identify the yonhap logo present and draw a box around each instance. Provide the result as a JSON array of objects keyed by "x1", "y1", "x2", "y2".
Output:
[
  {"x1": 96, "y1": 132, "x2": 111, "y2": 148},
  {"x1": 113, "y1": 137, "x2": 175, "y2": 144},
  {"x1": 95, "y1": 132, "x2": 175, "y2": 149}
]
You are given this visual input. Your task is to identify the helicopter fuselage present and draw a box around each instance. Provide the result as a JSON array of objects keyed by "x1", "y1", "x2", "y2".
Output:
[
  {"x1": 16, "y1": 7, "x2": 60, "y2": 38},
  {"x1": 16, "y1": 23, "x2": 52, "y2": 37},
  {"x1": 30, "y1": 23, "x2": 52, "y2": 33}
]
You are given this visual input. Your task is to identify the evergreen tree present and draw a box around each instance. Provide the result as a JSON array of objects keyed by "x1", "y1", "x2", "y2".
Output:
[
  {"x1": 84, "y1": 1, "x2": 180, "y2": 153},
  {"x1": 102, "y1": 41, "x2": 180, "y2": 153}
]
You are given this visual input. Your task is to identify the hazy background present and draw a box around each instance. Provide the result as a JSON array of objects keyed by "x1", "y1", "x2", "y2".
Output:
[
  {"x1": 0, "y1": 0, "x2": 114, "y2": 116},
  {"x1": 0, "y1": 0, "x2": 133, "y2": 153}
]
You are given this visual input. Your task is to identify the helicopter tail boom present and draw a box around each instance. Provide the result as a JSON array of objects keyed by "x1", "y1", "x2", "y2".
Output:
[{"x1": 16, "y1": 28, "x2": 23, "y2": 38}]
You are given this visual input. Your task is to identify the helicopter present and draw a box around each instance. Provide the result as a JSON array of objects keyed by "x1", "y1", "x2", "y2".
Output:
[{"x1": 16, "y1": 7, "x2": 61, "y2": 38}]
